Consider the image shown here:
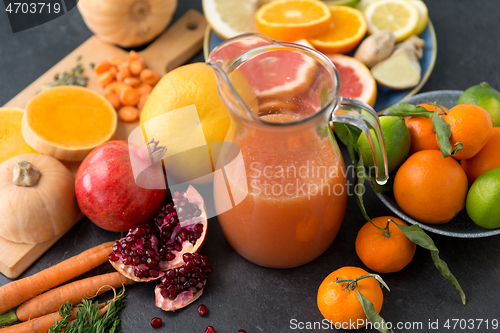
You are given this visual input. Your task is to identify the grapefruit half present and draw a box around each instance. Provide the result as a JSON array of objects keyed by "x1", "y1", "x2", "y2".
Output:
[{"x1": 326, "y1": 54, "x2": 377, "y2": 107}]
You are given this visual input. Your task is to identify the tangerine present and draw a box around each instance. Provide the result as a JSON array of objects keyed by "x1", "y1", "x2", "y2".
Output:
[
  {"x1": 404, "y1": 103, "x2": 448, "y2": 155},
  {"x1": 355, "y1": 216, "x2": 416, "y2": 273},
  {"x1": 317, "y1": 266, "x2": 383, "y2": 329},
  {"x1": 443, "y1": 104, "x2": 493, "y2": 160},
  {"x1": 461, "y1": 127, "x2": 500, "y2": 184},
  {"x1": 308, "y1": 5, "x2": 367, "y2": 54},
  {"x1": 393, "y1": 150, "x2": 468, "y2": 224},
  {"x1": 255, "y1": 0, "x2": 332, "y2": 41}
]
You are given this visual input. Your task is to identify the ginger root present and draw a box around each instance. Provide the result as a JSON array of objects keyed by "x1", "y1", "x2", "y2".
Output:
[
  {"x1": 371, "y1": 35, "x2": 426, "y2": 90},
  {"x1": 354, "y1": 30, "x2": 396, "y2": 68}
]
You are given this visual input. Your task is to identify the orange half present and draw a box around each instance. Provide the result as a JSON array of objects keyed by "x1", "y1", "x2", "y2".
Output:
[
  {"x1": 255, "y1": 0, "x2": 332, "y2": 41},
  {"x1": 309, "y1": 5, "x2": 367, "y2": 54}
]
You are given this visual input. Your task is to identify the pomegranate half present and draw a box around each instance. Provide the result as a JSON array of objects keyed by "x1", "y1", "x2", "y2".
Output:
[{"x1": 109, "y1": 185, "x2": 208, "y2": 282}]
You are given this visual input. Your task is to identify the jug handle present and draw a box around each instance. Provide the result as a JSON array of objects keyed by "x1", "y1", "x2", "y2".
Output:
[{"x1": 332, "y1": 97, "x2": 389, "y2": 185}]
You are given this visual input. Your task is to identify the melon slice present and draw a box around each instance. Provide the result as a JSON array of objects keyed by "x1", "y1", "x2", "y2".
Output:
[
  {"x1": 0, "y1": 107, "x2": 38, "y2": 164},
  {"x1": 22, "y1": 86, "x2": 117, "y2": 161}
]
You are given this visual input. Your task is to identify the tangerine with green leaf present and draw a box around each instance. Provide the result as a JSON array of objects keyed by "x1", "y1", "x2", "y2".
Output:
[
  {"x1": 317, "y1": 266, "x2": 383, "y2": 329},
  {"x1": 356, "y1": 216, "x2": 416, "y2": 273},
  {"x1": 393, "y1": 150, "x2": 468, "y2": 224},
  {"x1": 443, "y1": 104, "x2": 493, "y2": 160},
  {"x1": 404, "y1": 103, "x2": 448, "y2": 155}
]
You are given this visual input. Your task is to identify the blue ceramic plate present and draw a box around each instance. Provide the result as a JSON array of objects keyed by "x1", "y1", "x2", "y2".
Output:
[
  {"x1": 203, "y1": 20, "x2": 437, "y2": 113},
  {"x1": 374, "y1": 90, "x2": 500, "y2": 238}
]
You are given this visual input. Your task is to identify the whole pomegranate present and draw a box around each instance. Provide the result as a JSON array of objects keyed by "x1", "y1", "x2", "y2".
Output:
[{"x1": 75, "y1": 140, "x2": 166, "y2": 232}]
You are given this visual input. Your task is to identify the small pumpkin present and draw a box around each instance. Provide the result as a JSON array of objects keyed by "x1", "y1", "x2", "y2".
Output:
[
  {"x1": 77, "y1": 0, "x2": 178, "y2": 48},
  {"x1": 0, "y1": 154, "x2": 80, "y2": 244}
]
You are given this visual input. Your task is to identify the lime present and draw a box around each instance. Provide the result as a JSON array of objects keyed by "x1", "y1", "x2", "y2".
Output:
[
  {"x1": 322, "y1": 0, "x2": 359, "y2": 7},
  {"x1": 466, "y1": 168, "x2": 500, "y2": 229},
  {"x1": 457, "y1": 82, "x2": 500, "y2": 127},
  {"x1": 358, "y1": 115, "x2": 411, "y2": 173}
]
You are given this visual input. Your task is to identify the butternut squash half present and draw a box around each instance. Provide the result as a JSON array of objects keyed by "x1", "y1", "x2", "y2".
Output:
[
  {"x1": 0, "y1": 107, "x2": 37, "y2": 164},
  {"x1": 22, "y1": 86, "x2": 117, "y2": 161}
]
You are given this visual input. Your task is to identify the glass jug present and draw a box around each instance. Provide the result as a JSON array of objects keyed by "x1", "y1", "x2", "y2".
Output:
[{"x1": 207, "y1": 33, "x2": 388, "y2": 268}]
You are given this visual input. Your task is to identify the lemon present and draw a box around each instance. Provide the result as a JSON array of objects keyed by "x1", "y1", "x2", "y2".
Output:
[
  {"x1": 457, "y1": 82, "x2": 500, "y2": 127},
  {"x1": 410, "y1": 0, "x2": 428, "y2": 35},
  {"x1": 364, "y1": 0, "x2": 420, "y2": 42},
  {"x1": 203, "y1": 0, "x2": 276, "y2": 39},
  {"x1": 466, "y1": 168, "x2": 500, "y2": 229},
  {"x1": 140, "y1": 63, "x2": 230, "y2": 184},
  {"x1": 357, "y1": 116, "x2": 411, "y2": 173}
]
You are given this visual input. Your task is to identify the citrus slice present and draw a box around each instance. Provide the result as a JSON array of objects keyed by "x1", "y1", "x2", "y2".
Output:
[
  {"x1": 0, "y1": 107, "x2": 37, "y2": 164},
  {"x1": 203, "y1": 0, "x2": 276, "y2": 40},
  {"x1": 326, "y1": 54, "x2": 377, "y2": 107},
  {"x1": 410, "y1": 0, "x2": 428, "y2": 35},
  {"x1": 364, "y1": 0, "x2": 420, "y2": 42},
  {"x1": 255, "y1": 0, "x2": 332, "y2": 41},
  {"x1": 22, "y1": 86, "x2": 117, "y2": 161},
  {"x1": 322, "y1": 0, "x2": 359, "y2": 6},
  {"x1": 308, "y1": 5, "x2": 367, "y2": 54}
]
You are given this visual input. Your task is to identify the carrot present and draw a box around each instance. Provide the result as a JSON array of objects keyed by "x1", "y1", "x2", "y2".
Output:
[
  {"x1": 119, "y1": 87, "x2": 139, "y2": 106},
  {"x1": 108, "y1": 66, "x2": 118, "y2": 76},
  {"x1": 128, "y1": 50, "x2": 141, "y2": 61},
  {"x1": 137, "y1": 93, "x2": 150, "y2": 111},
  {"x1": 0, "y1": 242, "x2": 114, "y2": 314},
  {"x1": 113, "y1": 82, "x2": 130, "y2": 95},
  {"x1": 16, "y1": 272, "x2": 133, "y2": 321},
  {"x1": 104, "y1": 92, "x2": 121, "y2": 110},
  {"x1": 129, "y1": 60, "x2": 144, "y2": 76},
  {"x1": 136, "y1": 82, "x2": 152, "y2": 95},
  {"x1": 110, "y1": 56, "x2": 125, "y2": 66},
  {"x1": 0, "y1": 308, "x2": 77, "y2": 333},
  {"x1": 97, "y1": 72, "x2": 114, "y2": 87},
  {"x1": 123, "y1": 77, "x2": 141, "y2": 87},
  {"x1": 140, "y1": 69, "x2": 160, "y2": 86},
  {"x1": 94, "y1": 61, "x2": 111, "y2": 74},
  {"x1": 118, "y1": 106, "x2": 139, "y2": 123}
]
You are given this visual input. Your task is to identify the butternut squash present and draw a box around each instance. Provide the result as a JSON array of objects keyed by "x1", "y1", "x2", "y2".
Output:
[
  {"x1": 22, "y1": 86, "x2": 117, "y2": 161},
  {"x1": 77, "y1": 0, "x2": 178, "y2": 48},
  {"x1": 0, "y1": 154, "x2": 80, "y2": 244},
  {"x1": 0, "y1": 108, "x2": 37, "y2": 164}
]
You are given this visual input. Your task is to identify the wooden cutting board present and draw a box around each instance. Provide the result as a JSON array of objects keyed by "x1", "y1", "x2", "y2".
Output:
[{"x1": 0, "y1": 9, "x2": 207, "y2": 279}]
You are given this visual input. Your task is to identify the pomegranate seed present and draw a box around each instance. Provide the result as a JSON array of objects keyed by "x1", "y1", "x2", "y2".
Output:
[
  {"x1": 238, "y1": 330, "x2": 247, "y2": 333},
  {"x1": 197, "y1": 304, "x2": 208, "y2": 316},
  {"x1": 205, "y1": 326, "x2": 215, "y2": 333},
  {"x1": 150, "y1": 317, "x2": 162, "y2": 328}
]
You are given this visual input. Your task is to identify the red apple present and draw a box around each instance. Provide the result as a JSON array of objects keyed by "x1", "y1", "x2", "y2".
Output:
[{"x1": 76, "y1": 140, "x2": 166, "y2": 232}]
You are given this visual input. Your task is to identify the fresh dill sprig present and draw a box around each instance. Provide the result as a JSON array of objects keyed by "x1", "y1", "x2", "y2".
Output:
[{"x1": 48, "y1": 287, "x2": 127, "y2": 333}]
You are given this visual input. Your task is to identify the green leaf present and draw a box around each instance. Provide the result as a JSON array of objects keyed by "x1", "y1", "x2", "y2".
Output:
[
  {"x1": 345, "y1": 125, "x2": 360, "y2": 165},
  {"x1": 371, "y1": 274, "x2": 390, "y2": 292},
  {"x1": 432, "y1": 110, "x2": 463, "y2": 158},
  {"x1": 431, "y1": 251, "x2": 466, "y2": 305},
  {"x1": 394, "y1": 224, "x2": 438, "y2": 252},
  {"x1": 388, "y1": 103, "x2": 434, "y2": 118},
  {"x1": 356, "y1": 287, "x2": 395, "y2": 333},
  {"x1": 394, "y1": 223, "x2": 466, "y2": 305},
  {"x1": 354, "y1": 152, "x2": 371, "y2": 222}
]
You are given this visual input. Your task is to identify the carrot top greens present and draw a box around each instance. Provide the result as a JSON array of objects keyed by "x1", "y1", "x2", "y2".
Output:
[{"x1": 49, "y1": 287, "x2": 127, "y2": 333}]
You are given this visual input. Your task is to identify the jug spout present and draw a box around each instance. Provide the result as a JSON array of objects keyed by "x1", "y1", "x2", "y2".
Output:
[{"x1": 206, "y1": 34, "x2": 279, "y2": 121}]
